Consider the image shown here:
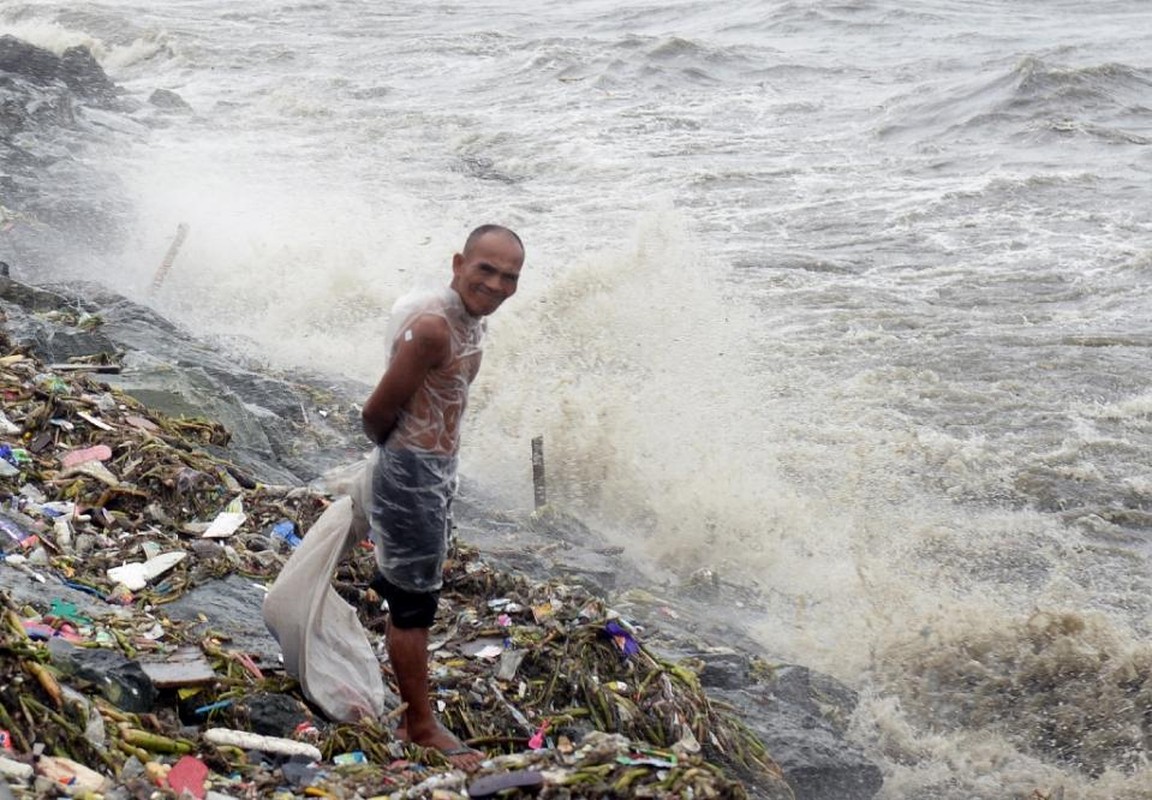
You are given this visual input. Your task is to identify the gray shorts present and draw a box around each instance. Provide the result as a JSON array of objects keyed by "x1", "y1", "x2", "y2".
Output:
[{"x1": 369, "y1": 447, "x2": 457, "y2": 594}]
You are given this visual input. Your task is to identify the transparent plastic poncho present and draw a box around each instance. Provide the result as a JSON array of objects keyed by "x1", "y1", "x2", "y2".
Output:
[{"x1": 369, "y1": 288, "x2": 485, "y2": 593}]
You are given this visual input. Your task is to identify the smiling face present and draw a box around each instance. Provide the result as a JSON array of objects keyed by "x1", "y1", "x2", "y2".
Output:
[{"x1": 450, "y1": 230, "x2": 524, "y2": 317}]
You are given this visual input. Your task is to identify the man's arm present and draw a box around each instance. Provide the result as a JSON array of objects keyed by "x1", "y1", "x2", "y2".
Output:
[{"x1": 361, "y1": 315, "x2": 450, "y2": 445}]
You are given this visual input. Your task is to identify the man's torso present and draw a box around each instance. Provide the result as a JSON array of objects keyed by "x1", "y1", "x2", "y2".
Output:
[{"x1": 386, "y1": 288, "x2": 484, "y2": 455}]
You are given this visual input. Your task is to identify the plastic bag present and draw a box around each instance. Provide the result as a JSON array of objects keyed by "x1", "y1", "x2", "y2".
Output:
[
  {"x1": 369, "y1": 447, "x2": 457, "y2": 594},
  {"x1": 262, "y1": 453, "x2": 396, "y2": 722}
]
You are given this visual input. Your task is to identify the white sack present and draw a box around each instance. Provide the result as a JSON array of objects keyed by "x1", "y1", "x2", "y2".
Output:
[{"x1": 262, "y1": 453, "x2": 395, "y2": 722}]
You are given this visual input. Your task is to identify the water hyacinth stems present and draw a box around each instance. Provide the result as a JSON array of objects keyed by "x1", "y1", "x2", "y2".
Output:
[
  {"x1": 118, "y1": 725, "x2": 195, "y2": 755},
  {"x1": 23, "y1": 660, "x2": 62, "y2": 707}
]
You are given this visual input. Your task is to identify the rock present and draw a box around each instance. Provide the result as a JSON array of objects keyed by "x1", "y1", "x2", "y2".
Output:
[
  {"x1": 696, "y1": 649, "x2": 752, "y2": 690},
  {"x1": 552, "y1": 561, "x2": 617, "y2": 591},
  {"x1": 160, "y1": 574, "x2": 284, "y2": 666},
  {"x1": 0, "y1": 36, "x2": 117, "y2": 104},
  {"x1": 59, "y1": 45, "x2": 120, "y2": 105},
  {"x1": 279, "y1": 757, "x2": 322, "y2": 789},
  {"x1": 0, "y1": 36, "x2": 61, "y2": 87},
  {"x1": 0, "y1": 275, "x2": 74, "y2": 314},
  {"x1": 149, "y1": 88, "x2": 193, "y2": 112},
  {"x1": 713, "y1": 664, "x2": 883, "y2": 800},
  {"x1": 0, "y1": 36, "x2": 136, "y2": 267},
  {"x1": 236, "y1": 692, "x2": 315, "y2": 738},
  {"x1": 1, "y1": 277, "x2": 366, "y2": 485},
  {"x1": 46, "y1": 638, "x2": 158, "y2": 713}
]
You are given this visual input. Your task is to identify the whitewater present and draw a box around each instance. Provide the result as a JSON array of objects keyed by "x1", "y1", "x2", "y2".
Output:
[{"x1": 2, "y1": 1, "x2": 1151, "y2": 796}]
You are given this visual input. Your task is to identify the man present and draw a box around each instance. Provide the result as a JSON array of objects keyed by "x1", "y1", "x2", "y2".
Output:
[{"x1": 361, "y1": 224, "x2": 524, "y2": 771}]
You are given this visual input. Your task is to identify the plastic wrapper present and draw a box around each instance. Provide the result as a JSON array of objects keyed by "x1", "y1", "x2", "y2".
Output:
[
  {"x1": 367, "y1": 288, "x2": 480, "y2": 592},
  {"x1": 262, "y1": 453, "x2": 396, "y2": 722},
  {"x1": 383, "y1": 288, "x2": 484, "y2": 455}
]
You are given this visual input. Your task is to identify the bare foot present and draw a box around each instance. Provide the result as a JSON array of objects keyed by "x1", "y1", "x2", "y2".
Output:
[{"x1": 397, "y1": 722, "x2": 486, "y2": 772}]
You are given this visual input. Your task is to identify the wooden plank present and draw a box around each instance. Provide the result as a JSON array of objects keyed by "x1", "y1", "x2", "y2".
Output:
[{"x1": 47, "y1": 364, "x2": 122, "y2": 374}]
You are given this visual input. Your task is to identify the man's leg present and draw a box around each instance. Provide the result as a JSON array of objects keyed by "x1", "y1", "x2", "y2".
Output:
[
  {"x1": 381, "y1": 583, "x2": 485, "y2": 771},
  {"x1": 388, "y1": 623, "x2": 434, "y2": 737}
]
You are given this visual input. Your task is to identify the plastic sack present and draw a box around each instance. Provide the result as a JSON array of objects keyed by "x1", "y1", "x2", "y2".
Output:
[{"x1": 262, "y1": 452, "x2": 396, "y2": 722}]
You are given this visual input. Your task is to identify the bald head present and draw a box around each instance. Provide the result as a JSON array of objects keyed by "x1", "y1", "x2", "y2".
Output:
[{"x1": 463, "y1": 224, "x2": 524, "y2": 262}]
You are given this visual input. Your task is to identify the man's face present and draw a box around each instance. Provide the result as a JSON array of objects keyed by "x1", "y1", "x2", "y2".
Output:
[{"x1": 451, "y1": 233, "x2": 523, "y2": 317}]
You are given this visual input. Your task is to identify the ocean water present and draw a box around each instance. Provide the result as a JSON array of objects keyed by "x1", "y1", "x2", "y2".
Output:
[{"x1": 3, "y1": 1, "x2": 1152, "y2": 797}]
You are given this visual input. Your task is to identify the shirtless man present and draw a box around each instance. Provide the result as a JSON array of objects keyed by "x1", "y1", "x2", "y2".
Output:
[{"x1": 361, "y1": 224, "x2": 524, "y2": 770}]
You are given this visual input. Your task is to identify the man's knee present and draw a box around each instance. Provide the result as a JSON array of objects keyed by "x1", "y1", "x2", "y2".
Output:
[{"x1": 372, "y1": 574, "x2": 440, "y2": 629}]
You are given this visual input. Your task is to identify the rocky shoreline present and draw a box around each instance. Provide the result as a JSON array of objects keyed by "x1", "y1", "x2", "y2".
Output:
[
  {"x1": 0, "y1": 271, "x2": 882, "y2": 800},
  {"x1": 1, "y1": 36, "x2": 883, "y2": 799}
]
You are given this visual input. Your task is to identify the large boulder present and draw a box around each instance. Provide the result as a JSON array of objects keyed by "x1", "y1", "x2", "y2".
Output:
[
  {"x1": 0, "y1": 35, "x2": 118, "y2": 105},
  {"x1": 0, "y1": 35, "x2": 62, "y2": 86},
  {"x1": 60, "y1": 44, "x2": 120, "y2": 104},
  {"x1": 0, "y1": 36, "x2": 130, "y2": 267},
  {"x1": 704, "y1": 660, "x2": 884, "y2": 800}
]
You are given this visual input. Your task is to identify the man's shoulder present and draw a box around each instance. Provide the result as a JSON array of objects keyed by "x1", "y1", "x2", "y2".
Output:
[
  {"x1": 405, "y1": 312, "x2": 452, "y2": 340},
  {"x1": 391, "y1": 314, "x2": 451, "y2": 369}
]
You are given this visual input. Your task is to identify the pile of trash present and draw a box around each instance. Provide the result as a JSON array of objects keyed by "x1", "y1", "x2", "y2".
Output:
[{"x1": 0, "y1": 327, "x2": 794, "y2": 798}]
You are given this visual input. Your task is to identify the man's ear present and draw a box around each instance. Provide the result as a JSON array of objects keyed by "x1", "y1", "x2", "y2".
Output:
[{"x1": 452, "y1": 252, "x2": 463, "y2": 274}]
